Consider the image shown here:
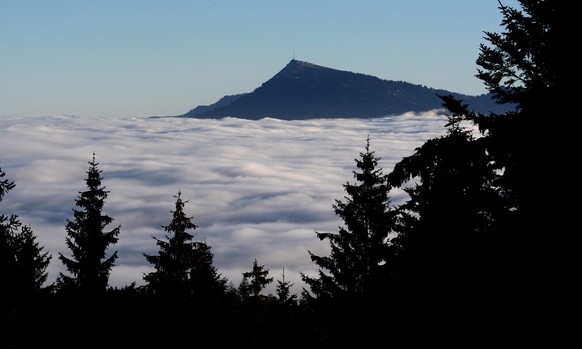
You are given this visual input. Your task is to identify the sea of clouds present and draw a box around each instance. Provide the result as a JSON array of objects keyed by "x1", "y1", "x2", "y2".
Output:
[{"x1": 0, "y1": 111, "x2": 449, "y2": 294}]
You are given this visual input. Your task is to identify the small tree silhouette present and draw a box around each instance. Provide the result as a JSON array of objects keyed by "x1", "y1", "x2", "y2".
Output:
[
  {"x1": 144, "y1": 190, "x2": 226, "y2": 302},
  {"x1": 239, "y1": 258, "x2": 273, "y2": 302}
]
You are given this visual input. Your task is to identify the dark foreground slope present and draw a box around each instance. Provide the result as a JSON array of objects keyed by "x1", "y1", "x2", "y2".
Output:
[{"x1": 177, "y1": 59, "x2": 511, "y2": 120}]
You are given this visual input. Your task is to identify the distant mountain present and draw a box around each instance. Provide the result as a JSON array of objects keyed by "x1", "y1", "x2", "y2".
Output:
[
  {"x1": 182, "y1": 93, "x2": 247, "y2": 116},
  {"x1": 176, "y1": 59, "x2": 512, "y2": 120}
]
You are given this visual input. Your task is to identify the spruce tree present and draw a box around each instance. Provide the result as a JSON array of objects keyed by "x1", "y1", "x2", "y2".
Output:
[
  {"x1": 301, "y1": 136, "x2": 395, "y2": 301},
  {"x1": 441, "y1": 0, "x2": 563, "y2": 296},
  {"x1": 0, "y1": 166, "x2": 15, "y2": 200},
  {"x1": 1, "y1": 166, "x2": 52, "y2": 349},
  {"x1": 143, "y1": 191, "x2": 226, "y2": 301},
  {"x1": 471, "y1": 0, "x2": 562, "y2": 224},
  {"x1": 296, "y1": 138, "x2": 398, "y2": 346},
  {"x1": 0, "y1": 167, "x2": 17, "y2": 279},
  {"x1": 57, "y1": 153, "x2": 120, "y2": 296},
  {"x1": 0, "y1": 167, "x2": 52, "y2": 297},
  {"x1": 471, "y1": 0, "x2": 568, "y2": 334},
  {"x1": 474, "y1": 1, "x2": 564, "y2": 229},
  {"x1": 187, "y1": 236, "x2": 228, "y2": 301},
  {"x1": 387, "y1": 98, "x2": 502, "y2": 307},
  {"x1": 0, "y1": 167, "x2": 19, "y2": 298},
  {"x1": 239, "y1": 258, "x2": 273, "y2": 302},
  {"x1": 383, "y1": 1, "x2": 567, "y2": 338},
  {"x1": 275, "y1": 268, "x2": 297, "y2": 306},
  {"x1": 14, "y1": 224, "x2": 52, "y2": 294}
]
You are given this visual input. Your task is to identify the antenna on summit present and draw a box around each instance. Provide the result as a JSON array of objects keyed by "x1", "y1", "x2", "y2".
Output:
[{"x1": 292, "y1": 49, "x2": 295, "y2": 60}]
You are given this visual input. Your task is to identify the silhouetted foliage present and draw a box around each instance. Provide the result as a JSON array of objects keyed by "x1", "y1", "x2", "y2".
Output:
[
  {"x1": 239, "y1": 258, "x2": 273, "y2": 302},
  {"x1": 1, "y1": 167, "x2": 20, "y2": 299},
  {"x1": 472, "y1": 1, "x2": 568, "y2": 333},
  {"x1": 452, "y1": 0, "x2": 563, "y2": 292},
  {"x1": 13, "y1": 224, "x2": 52, "y2": 294},
  {"x1": 0, "y1": 166, "x2": 15, "y2": 200},
  {"x1": 387, "y1": 96, "x2": 504, "y2": 315},
  {"x1": 299, "y1": 137, "x2": 399, "y2": 346},
  {"x1": 476, "y1": 0, "x2": 561, "y2": 109},
  {"x1": 302, "y1": 136, "x2": 396, "y2": 301},
  {"x1": 383, "y1": 0, "x2": 566, "y2": 338},
  {"x1": 56, "y1": 153, "x2": 120, "y2": 296},
  {"x1": 0, "y1": 169, "x2": 52, "y2": 297},
  {"x1": 0, "y1": 167, "x2": 17, "y2": 292},
  {"x1": 275, "y1": 268, "x2": 297, "y2": 306},
  {"x1": 143, "y1": 190, "x2": 227, "y2": 302},
  {"x1": 1, "y1": 167, "x2": 52, "y2": 349}
]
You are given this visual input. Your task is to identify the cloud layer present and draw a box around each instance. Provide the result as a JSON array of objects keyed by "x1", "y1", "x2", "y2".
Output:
[{"x1": 0, "y1": 112, "x2": 448, "y2": 294}]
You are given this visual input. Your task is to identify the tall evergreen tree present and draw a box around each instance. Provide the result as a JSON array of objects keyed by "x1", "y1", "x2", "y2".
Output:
[
  {"x1": 387, "y1": 98, "x2": 503, "y2": 308},
  {"x1": 239, "y1": 258, "x2": 273, "y2": 302},
  {"x1": 13, "y1": 224, "x2": 52, "y2": 294},
  {"x1": 471, "y1": 0, "x2": 569, "y2": 335},
  {"x1": 471, "y1": 0, "x2": 562, "y2": 223},
  {"x1": 383, "y1": 0, "x2": 567, "y2": 339},
  {"x1": 0, "y1": 166, "x2": 17, "y2": 281},
  {"x1": 296, "y1": 138, "x2": 399, "y2": 346},
  {"x1": 0, "y1": 167, "x2": 19, "y2": 298},
  {"x1": 433, "y1": 0, "x2": 564, "y2": 295},
  {"x1": 1, "y1": 167, "x2": 52, "y2": 349},
  {"x1": 0, "y1": 167, "x2": 52, "y2": 297},
  {"x1": 143, "y1": 191, "x2": 226, "y2": 301},
  {"x1": 57, "y1": 153, "x2": 120, "y2": 296},
  {"x1": 301, "y1": 136, "x2": 396, "y2": 301},
  {"x1": 187, "y1": 236, "x2": 228, "y2": 301}
]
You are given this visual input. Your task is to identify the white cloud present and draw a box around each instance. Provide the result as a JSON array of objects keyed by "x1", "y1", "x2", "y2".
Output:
[{"x1": 0, "y1": 112, "x2": 448, "y2": 295}]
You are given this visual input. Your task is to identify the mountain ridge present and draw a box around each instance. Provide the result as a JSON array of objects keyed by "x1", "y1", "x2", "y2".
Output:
[{"x1": 174, "y1": 59, "x2": 511, "y2": 120}]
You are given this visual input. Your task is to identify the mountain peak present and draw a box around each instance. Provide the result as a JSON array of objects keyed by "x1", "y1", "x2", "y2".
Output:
[
  {"x1": 277, "y1": 59, "x2": 342, "y2": 79},
  {"x1": 177, "y1": 59, "x2": 511, "y2": 120},
  {"x1": 286, "y1": 59, "x2": 326, "y2": 69}
]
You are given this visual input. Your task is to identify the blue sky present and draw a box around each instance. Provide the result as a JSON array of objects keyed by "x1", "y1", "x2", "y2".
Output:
[{"x1": 1, "y1": 0, "x2": 519, "y2": 118}]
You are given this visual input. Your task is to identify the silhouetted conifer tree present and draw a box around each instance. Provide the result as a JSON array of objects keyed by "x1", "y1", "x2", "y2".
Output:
[
  {"x1": 387, "y1": 99, "x2": 502, "y2": 312},
  {"x1": 297, "y1": 137, "x2": 399, "y2": 346},
  {"x1": 384, "y1": 1, "x2": 567, "y2": 340},
  {"x1": 14, "y1": 224, "x2": 52, "y2": 294},
  {"x1": 143, "y1": 191, "x2": 227, "y2": 302},
  {"x1": 470, "y1": 0, "x2": 562, "y2": 231},
  {"x1": 57, "y1": 153, "x2": 120, "y2": 296},
  {"x1": 239, "y1": 258, "x2": 273, "y2": 302},
  {"x1": 275, "y1": 268, "x2": 297, "y2": 306},
  {"x1": 1, "y1": 167, "x2": 52, "y2": 348},
  {"x1": 470, "y1": 0, "x2": 568, "y2": 337},
  {"x1": 0, "y1": 167, "x2": 18, "y2": 293},
  {"x1": 472, "y1": 0, "x2": 565, "y2": 248},
  {"x1": 0, "y1": 167, "x2": 52, "y2": 297},
  {"x1": 0, "y1": 166, "x2": 15, "y2": 199},
  {"x1": 301, "y1": 136, "x2": 396, "y2": 301},
  {"x1": 442, "y1": 0, "x2": 563, "y2": 297}
]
